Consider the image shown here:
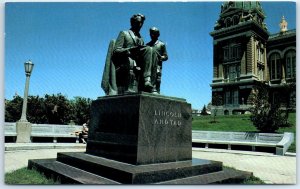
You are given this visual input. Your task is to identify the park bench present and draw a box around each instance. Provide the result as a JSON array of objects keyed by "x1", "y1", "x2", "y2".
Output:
[
  {"x1": 192, "y1": 131, "x2": 294, "y2": 156},
  {"x1": 31, "y1": 124, "x2": 83, "y2": 143},
  {"x1": 4, "y1": 122, "x2": 83, "y2": 143}
]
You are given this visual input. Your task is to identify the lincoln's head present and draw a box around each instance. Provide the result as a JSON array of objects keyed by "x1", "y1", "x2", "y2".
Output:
[{"x1": 130, "y1": 13, "x2": 146, "y2": 32}]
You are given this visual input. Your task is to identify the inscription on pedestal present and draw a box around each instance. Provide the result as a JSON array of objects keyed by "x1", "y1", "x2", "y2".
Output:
[{"x1": 154, "y1": 110, "x2": 182, "y2": 126}]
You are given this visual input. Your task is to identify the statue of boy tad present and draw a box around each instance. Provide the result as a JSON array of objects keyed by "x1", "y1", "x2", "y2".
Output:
[{"x1": 146, "y1": 27, "x2": 168, "y2": 94}]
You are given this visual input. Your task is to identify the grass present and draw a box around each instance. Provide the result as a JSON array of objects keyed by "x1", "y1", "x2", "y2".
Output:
[
  {"x1": 193, "y1": 114, "x2": 257, "y2": 132},
  {"x1": 192, "y1": 113, "x2": 296, "y2": 153},
  {"x1": 222, "y1": 166, "x2": 265, "y2": 184},
  {"x1": 241, "y1": 176, "x2": 265, "y2": 184},
  {"x1": 5, "y1": 168, "x2": 58, "y2": 185}
]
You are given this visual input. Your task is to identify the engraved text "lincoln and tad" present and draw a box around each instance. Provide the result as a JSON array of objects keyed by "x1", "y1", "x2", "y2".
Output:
[{"x1": 154, "y1": 110, "x2": 182, "y2": 126}]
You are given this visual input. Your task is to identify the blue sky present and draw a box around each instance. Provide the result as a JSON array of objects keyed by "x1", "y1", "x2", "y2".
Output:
[{"x1": 4, "y1": 1, "x2": 296, "y2": 109}]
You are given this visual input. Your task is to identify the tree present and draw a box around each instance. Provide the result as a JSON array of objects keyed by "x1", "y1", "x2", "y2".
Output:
[
  {"x1": 211, "y1": 93, "x2": 222, "y2": 123},
  {"x1": 44, "y1": 93, "x2": 72, "y2": 124},
  {"x1": 280, "y1": 78, "x2": 296, "y2": 126},
  {"x1": 200, "y1": 105, "x2": 208, "y2": 115},
  {"x1": 69, "y1": 97, "x2": 92, "y2": 125},
  {"x1": 27, "y1": 95, "x2": 48, "y2": 123},
  {"x1": 5, "y1": 95, "x2": 23, "y2": 122},
  {"x1": 249, "y1": 82, "x2": 288, "y2": 133},
  {"x1": 5, "y1": 93, "x2": 93, "y2": 125}
]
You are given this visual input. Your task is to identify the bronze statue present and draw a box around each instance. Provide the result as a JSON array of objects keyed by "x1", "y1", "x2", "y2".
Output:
[
  {"x1": 146, "y1": 27, "x2": 168, "y2": 94},
  {"x1": 101, "y1": 14, "x2": 161, "y2": 95}
]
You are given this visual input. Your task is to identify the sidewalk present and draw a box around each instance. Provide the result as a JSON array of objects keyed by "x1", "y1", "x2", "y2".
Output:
[
  {"x1": 3, "y1": 143, "x2": 297, "y2": 184},
  {"x1": 5, "y1": 142, "x2": 86, "y2": 151},
  {"x1": 4, "y1": 143, "x2": 86, "y2": 174},
  {"x1": 192, "y1": 148, "x2": 297, "y2": 184}
]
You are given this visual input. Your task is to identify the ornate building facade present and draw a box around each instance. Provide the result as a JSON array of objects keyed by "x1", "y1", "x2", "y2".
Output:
[{"x1": 210, "y1": 2, "x2": 296, "y2": 115}]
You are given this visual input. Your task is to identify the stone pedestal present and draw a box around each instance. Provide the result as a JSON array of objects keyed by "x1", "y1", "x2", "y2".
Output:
[
  {"x1": 16, "y1": 121, "x2": 32, "y2": 143},
  {"x1": 86, "y1": 93, "x2": 192, "y2": 165},
  {"x1": 28, "y1": 93, "x2": 251, "y2": 184}
]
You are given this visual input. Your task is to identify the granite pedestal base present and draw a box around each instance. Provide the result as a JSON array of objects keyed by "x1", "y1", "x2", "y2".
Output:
[
  {"x1": 28, "y1": 152, "x2": 251, "y2": 184},
  {"x1": 27, "y1": 93, "x2": 251, "y2": 184}
]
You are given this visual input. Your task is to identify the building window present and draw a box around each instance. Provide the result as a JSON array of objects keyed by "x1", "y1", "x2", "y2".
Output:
[
  {"x1": 224, "y1": 47, "x2": 229, "y2": 60},
  {"x1": 225, "y1": 18, "x2": 231, "y2": 27},
  {"x1": 286, "y1": 50, "x2": 296, "y2": 78},
  {"x1": 223, "y1": 44, "x2": 241, "y2": 61},
  {"x1": 224, "y1": 64, "x2": 240, "y2": 81},
  {"x1": 225, "y1": 90, "x2": 239, "y2": 106},
  {"x1": 229, "y1": 66, "x2": 236, "y2": 81},
  {"x1": 270, "y1": 53, "x2": 281, "y2": 80},
  {"x1": 257, "y1": 47, "x2": 264, "y2": 63},
  {"x1": 232, "y1": 15, "x2": 239, "y2": 25}
]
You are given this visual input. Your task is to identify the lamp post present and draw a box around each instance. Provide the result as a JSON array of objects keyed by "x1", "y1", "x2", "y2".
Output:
[
  {"x1": 16, "y1": 60, "x2": 34, "y2": 143},
  {"x1": 19, "y1": 60, "x2": 34, "y2": 121}
]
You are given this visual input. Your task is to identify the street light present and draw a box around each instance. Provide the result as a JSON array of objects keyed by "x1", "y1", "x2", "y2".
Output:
[
  {"x1": 19, "y1": 60, "x2": 34, "y2": 122},
  {"x1": 24, "y1": 60, "x2": 34, "y2": 76},
  {"x1": 16, "y1": 60, "x2": 34, "y2": 143}
]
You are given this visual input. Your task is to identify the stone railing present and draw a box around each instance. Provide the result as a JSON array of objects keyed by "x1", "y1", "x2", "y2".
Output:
[
  {"x1": 4, "y1": 122, "x2": 83, "y2": 143},
  {"x1": 192, "y1": 131, "x2": 294, "y2": 156}
]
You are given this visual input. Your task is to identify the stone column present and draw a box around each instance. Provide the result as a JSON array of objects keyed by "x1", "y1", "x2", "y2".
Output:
[
  {"x1": 246, "y1": 36, "x2": 254, "y2": 75},
  {"x1": 263, "y1": 43, "x2": 268, "y2": 81},
  {"x1": 281, "y1": 58, "x2": 286, "y2": 82}
]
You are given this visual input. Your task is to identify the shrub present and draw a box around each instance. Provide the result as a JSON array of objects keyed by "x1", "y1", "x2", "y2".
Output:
[{"x1": 249, "y1": 82, "x2": 289, "y2": 133}]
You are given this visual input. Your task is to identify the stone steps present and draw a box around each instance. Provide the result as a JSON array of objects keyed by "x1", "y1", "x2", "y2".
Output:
[
  {"x1": 28, "y1": 152, "x2": 251, "y2": 184},
  {"x1": 157, "y1": 168, "x2": 252, "y2": 184},
  {"x1": 28, "y1": 158, "x2": 119, "y2": 184}
]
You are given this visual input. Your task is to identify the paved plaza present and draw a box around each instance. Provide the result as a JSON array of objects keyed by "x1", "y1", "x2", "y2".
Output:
[
  {"x1": 3, "y1": 143, "x2": 297, "y2": 184},
  {"x1": 192, "y1": 148, "x2": 296, "y2": 184}
]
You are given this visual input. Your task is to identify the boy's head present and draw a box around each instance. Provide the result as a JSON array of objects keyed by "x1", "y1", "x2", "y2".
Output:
[{"x1": 150, "y1": 27, "x2": 160, "y2": 40}]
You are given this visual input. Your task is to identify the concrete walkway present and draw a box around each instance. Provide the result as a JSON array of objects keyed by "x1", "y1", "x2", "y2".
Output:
[
  {"x1": 192, "y1": 148, "x2": 296, "y2": 184},
  {"x1": 3, "y1": 143, "x2": 297, "y2": 184},
  {"x1": 4, "y1": 144, "x2": 86, "y2": 174}
]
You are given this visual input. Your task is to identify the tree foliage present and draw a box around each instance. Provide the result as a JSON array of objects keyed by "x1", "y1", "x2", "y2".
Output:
[
  {"x1": 5, "y1": 95, "x2": 23, "y2": 122},
  {"x1": 43, "y1": 94, "x2": 72, "y2": 124},
  {"x1": 27, "y1": 95, "x2": 48, "y2": 123},
  {"x1": 280, "y1": 79, "x2": 296, "y2": 124},
  {"x1": 69, "y1": 97, "x2": 92, "y2": 125},
  {"x1": 249, "y1": 82, "x2": 288, "y2": 133},
  {"x1": 211, "y1": 93, "x2": 223, "y2": 122},
  {"x1": 200, "y1": 105, "x2": 208, "y2": 115},
  {"x1": 5, "y1": 94, "x2": 92, "y2": 125}
]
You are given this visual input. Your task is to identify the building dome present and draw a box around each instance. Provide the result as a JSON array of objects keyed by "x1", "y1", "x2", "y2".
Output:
[
  {"x1": 221, "y1": 1, "x2": 264, "y2": 14},
  {"x1": 214, "y1": 1, "x2": 267, "y2": 31}
]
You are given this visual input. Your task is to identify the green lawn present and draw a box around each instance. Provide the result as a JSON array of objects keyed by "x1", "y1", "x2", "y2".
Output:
[
  {"x1": 5, "y1": 168, "x2": 58, "y2": 184},
  {"x1": 192, "y1": 113, "x2": 296, "y2": 153}
]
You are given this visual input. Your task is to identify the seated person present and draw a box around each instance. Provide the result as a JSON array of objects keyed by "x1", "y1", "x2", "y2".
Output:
[{"x1": 79, "y1": 123, "x2": 89, "y2": 144}]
